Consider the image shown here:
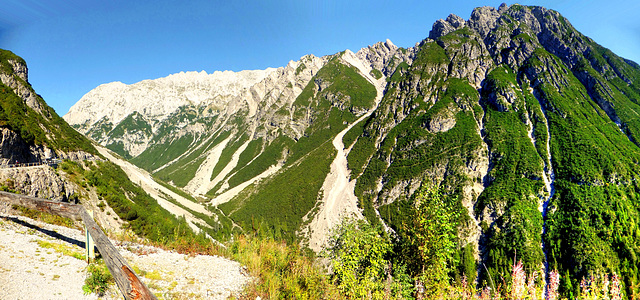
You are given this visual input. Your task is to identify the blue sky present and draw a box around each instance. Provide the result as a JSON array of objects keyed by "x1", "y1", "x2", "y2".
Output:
[{"x1": 1, "y1": 0, "x2": 639, "y2": 115}]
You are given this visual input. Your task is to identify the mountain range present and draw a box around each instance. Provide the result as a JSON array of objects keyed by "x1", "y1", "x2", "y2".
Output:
[{"x1": 1, "y1": 3, "x2": 639, "y2": 297}]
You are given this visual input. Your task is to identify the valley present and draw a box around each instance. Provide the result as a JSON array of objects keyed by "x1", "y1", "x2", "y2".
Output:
[{"x1": 2, "y1": 3, "x2": 640, "y2": 299}]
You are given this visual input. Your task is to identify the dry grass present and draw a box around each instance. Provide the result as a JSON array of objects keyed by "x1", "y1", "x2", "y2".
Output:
[{"x1": 221, "y1": 235, "x2": 340, "y2": 300}]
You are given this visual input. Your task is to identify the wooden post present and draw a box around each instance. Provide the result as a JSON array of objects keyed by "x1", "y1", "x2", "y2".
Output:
[
  {"x1": 79, "y1": 209, "x2": 156, "y2": 300},
  {"x1": 0, "y1": 191, "x2": 157, "y2": 300},
  {"x1": 0, "y1": 191, "x2": 81, "y2": 219},
  {"x1": 85, "y1": 210, "x2": 95, "y2": 263}
]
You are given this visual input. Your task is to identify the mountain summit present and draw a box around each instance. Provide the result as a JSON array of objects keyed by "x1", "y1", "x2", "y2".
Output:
[{"x1": 65, "y1": 4, "x2": 640, "y2": 296}]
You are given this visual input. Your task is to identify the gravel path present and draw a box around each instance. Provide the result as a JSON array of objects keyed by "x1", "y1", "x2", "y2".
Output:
[{"x1": 0, "y1": 211, "x2": 251, "y2": 299}]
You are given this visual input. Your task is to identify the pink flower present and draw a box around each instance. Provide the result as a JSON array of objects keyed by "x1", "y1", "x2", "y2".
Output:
[
  {"x1": 479, "y1": 286, "x2": 491, "y2": 300},
  {"x1": 610, "y1": 273, "x2": 622, "y2": 300},
  {"x1": 546, "y1": 270, "x2": 560, "y2": 300},
  {"x1": 511, "y1": 260, "x2": 526, "y2": 299},
  {"x1": 527, "y1": 271, "x2": 538, "y2": 299}
]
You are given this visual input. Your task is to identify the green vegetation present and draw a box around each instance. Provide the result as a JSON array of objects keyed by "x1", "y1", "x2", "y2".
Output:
[
  {"x1": 220, "y1": 141, "x2": 335, "y2": 243},
  {"x1": 83, "y1": 260, "x2": 113, "y2": 296},
  {"x1": 152, "y1": 176, "x2": 198, "y2": 203},
  {"x1": 304, "y1": 58, "x2": 376, "y2": 111},
  {"x1": 370, "y1": 68, "x2": 383, "y2": 80},
  {"x1": 342, "y1": 117, "x2": 366, "y2": 149},
  {"x1": 221, "y1": 58, "x2": 377, "y2": 242},
  {"x1": 154, "y1": 130, "x2": 231, "y2": 187},
  {"x1": 108, "y1": 111, "x2": 151, "y2": 140},
  {"x1": 0, "y1": 49, "x2": 96, "y2": 154},
  {"x1": 59, "y1": 160, "x2": 209, "y2": 246},
  {"x1": 18, "y1": 7, "x2": 640, "y2": 299},
  {"x1": 210, "y1": 134, "x2": 248, "y2": 181},
  {"x1": 226, "y1": 135, "x2": 292, "y2": 189},
  {"x1": 476, "y1": 66, "x2": 546, "y2": 284},
  {"x1": 131, "y1": 106, "x2": 209, "y2": 171},
  {"x1": 325, "y1": 218, "x2": 396, "y2": 299},
  {"x1": 11, "y1": 205, "x2": 77, "y2": 229},
  {"x1": 222, "y1": 234, "x2": 339, "y2": 299},
  {"x1": 37, "y1": 239, "x2": 85, "y2": 260}
]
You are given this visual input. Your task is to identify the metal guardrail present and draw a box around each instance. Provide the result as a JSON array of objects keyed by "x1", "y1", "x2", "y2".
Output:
[
  {"x1": 1, "y1": 159, "x2": 62, "y2": 169},
  {"x1": 0, "y1": 191, "x2": 156, "y2": 300}
]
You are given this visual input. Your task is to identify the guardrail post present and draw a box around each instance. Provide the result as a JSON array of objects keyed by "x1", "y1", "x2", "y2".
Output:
[
  {"x1": 0, "y1": 191, "x2": 157, "y2": 299},
  {"x1": 85, "y1": 209, "x2": 95, "y2": 263}
]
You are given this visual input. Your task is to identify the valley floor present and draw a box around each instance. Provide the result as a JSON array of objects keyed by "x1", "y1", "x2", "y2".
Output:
[{"x1": 0, "y1": 205, "x2": 250, "y2": 299}]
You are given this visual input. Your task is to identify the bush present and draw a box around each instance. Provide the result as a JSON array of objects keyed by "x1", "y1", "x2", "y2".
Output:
[
  {"x1": 325, "y1": 218, "x2": 392, "y2": 299},
  {"x1": 83, "y1": 260, "x2": 113, "y2": 296},
  {"x1": 225, "y1": 235, "x2": 339, "y2": 299}
]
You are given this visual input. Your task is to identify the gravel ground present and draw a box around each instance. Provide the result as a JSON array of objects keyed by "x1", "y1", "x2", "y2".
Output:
[{"x1": 0, "y1": 212, "x2": 251, "y2": 299}]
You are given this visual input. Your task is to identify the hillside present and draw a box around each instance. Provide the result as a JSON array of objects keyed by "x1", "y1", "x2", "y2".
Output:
[
  {"x1": 0, "y1": 50, "x2": 96, "y2": 164},
  {"x1": 0, "y1": 49, "x2": 214, "y2": 259},
  {"x1": 65, "y1": 4, "x2": 640, "y2": 298}
]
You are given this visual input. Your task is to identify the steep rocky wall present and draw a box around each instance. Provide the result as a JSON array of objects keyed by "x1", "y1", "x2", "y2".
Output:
[
  {"x1": 0, "y1": 128, "x2": 55, "y2": 166},
  {"x1": 0, "y1": 166, "x2": 76, "y2": 201}
]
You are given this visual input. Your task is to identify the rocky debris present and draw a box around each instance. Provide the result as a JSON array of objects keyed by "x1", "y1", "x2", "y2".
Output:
[
  {"x1": 0, "y1": 213, "x2": 100, "y2": 300},
  {"x1": 467, "y1": 6, "x2": 502, "y2": 38},
  {"x1": 0, "y1": 211, "x2": 251, "y2": 299},
  {"x1": 58, "y1": 151, "x2": 100, "y2": 162},
  {"x1": 425, "y1": 114, "x2": 456, "y2": 133}
]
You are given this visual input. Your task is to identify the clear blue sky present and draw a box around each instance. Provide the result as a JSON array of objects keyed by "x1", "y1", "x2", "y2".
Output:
[{"x1": 1, "y1": 0, "x2": 639, "y2": 115}]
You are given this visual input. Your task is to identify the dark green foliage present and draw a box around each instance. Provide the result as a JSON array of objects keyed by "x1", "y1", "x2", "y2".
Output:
[
  {"x1": 154, "y1": 130, "x2": 231, "y2": 187},
  {"x1": 299, "y1": 58, "x2": 376, "y2": 111},
  {"x1": 132, "y1": 107, "x2": 213, "y2": 171},
  {"x1": 107, "y1": 111, "x2": 151, "y2": 139},
  {"x1": 546, "y1": 182, "x2": 640, "y2": 297},
  {"x1": 520, "y1": 48, "x2": 640, "y2": 297},
  {"x1": 220, "y1": 142, "x2": 335, "y2": 243},
  {"x1": 0, "y1": 50, "x2": 25, "y2": 74},
  {"x1": 326, "y1": 218, "x2": 392, "y2": 298},
  {"x1": 344, "y1": 8, "x2": 640, "y2": 296},
  {"x1": 221, "y1": 58, "x2": 376, "y2": 242},
  {"x1": 475, "y1": 66, "x2": 546, "y2": 283},
  {"x1": 342, "y1": 117, "x2": 366, "y2": 149},
  {"x1": 131, "y1": 134, "x2": 194, "y2": 170},
  {"x1": 0, "y1": 82, "x2": 46, "y2": 145},
  {"x1": 226, "y1": 135, "x2": 293, "y2": 189},
  {"x1": 346, "y1": 133, "x2": 376, "y2": 180},
  {"x1": 86, "y1": 117, "x2": 113, "y2": 141},
  {"x1": 210, "y1": 134, "x2": 248, "y2": 181},
  {"x1": 83, "y1": 260, "x2": 113, "y2": 296},
  {"x1": 370, "y1": 68, "x2": 383, "y2": 80},
  {"x1": 60, "y1": 160, "x2": 207, "y2": 245}
]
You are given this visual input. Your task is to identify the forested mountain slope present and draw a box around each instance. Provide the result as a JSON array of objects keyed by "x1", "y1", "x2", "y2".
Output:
[
  {"x1": 0, "y1": 49, "x2": 209, "y2": 250},
  {"x1": 66, "y1": 4, "x2": 640, "y2": 297}
]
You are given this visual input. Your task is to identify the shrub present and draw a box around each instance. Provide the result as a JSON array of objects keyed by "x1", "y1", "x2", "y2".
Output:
[
  {"x1": 325, "y1": 217, "x2": 392, "y2": 299},
  {"x1": 83, "y1": 260, "x2": 113, "y2": 296}
]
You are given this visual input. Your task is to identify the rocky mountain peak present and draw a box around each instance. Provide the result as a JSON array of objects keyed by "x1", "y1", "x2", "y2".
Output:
[
  {"x1": 428, "y1": 14, "x2": 465, "y2": 40},
  {"x1": 7, "y1": 59, "x2": 28, "y2": 82},
  {"x1": 0, "y1": 54, "x2": 43, "y2": 114}
]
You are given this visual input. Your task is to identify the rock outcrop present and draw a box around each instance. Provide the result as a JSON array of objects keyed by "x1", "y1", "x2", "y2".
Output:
[{"x1": 0, "y1": 166, "x2": 77, "y2": 201}]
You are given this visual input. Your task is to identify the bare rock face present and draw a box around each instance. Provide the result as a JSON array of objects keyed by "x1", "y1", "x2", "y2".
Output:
[
  {"x1": 355, "y1": 39, "x2": 416, "y2": 77},
  {"x1": 0, "y1": 59, "x2": 45, "y2": 114},
  {"x1": 425, "y1": 114, "x2": 456, "y2": 133},
  {"x1": 0, "y1": 166, "x2": 77, "y2": 201},
  {"x1": 0, "y1": 128, "x2": 55, "y2": 166},
  {"x1": 429, "y1": 14, "x2": 466, "y2": 40},
  {"x1": 467, "y1": 6, "x2": 502, "y2": 38}
]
